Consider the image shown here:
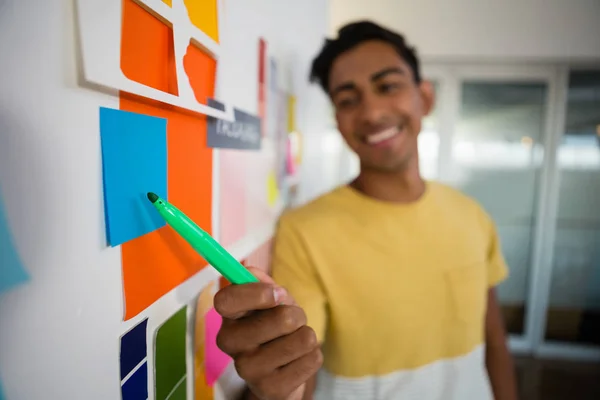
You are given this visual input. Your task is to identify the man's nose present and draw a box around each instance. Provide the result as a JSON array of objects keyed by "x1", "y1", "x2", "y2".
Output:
[{"x1": 357, "y1": 92, "x2": 387, "y2": 126}]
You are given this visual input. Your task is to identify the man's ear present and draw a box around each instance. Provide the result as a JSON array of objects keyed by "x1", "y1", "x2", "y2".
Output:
[{"x1": 419, "y1": 80, "x2": 435, "y2": 116}]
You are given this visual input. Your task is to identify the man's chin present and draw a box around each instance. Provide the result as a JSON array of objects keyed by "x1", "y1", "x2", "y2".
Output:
[
  {"x1": 363, "y1": 147, "x2": 419, "y2": 172},
  {"x1": 361, "y1": 160, "x2": 410, "y2": 174}
]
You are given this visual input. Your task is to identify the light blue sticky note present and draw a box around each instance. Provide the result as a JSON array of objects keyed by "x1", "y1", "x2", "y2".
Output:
[
  {"x1": 0, "y1": 194, "x2": 29, "y2": 294},
  {"x1": 100, "y1": 107, "x2": 168, "y2": 247},
  {"x1": 0, "y1": 378, "x2": 5, "y2": 400}
]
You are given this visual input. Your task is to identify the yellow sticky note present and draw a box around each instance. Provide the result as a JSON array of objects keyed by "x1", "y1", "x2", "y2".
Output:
[
  {"x1": 267, "y1": 170, "x2": 279, "y2": 207},
  {"x1": 287, "y1": 95, "x2": 296, "y2": 133},
  {"x1": 184, "y1": 0, "x2": 219, "y2": 42},
  {"x1": 161, "y1": 0, "x2": 219, "y2": 43},
  {"x1": 195, "y1": 282, "x2": 215, "y2": 400}
]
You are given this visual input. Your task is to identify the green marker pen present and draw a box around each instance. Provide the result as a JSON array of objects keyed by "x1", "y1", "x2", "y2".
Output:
[{"x1": 146, "y1": 192, "x2": 259, "y2": 285}]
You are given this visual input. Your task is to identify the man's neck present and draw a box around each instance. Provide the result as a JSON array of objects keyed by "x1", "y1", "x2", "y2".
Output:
[{"x1": 351, "y1": 166, "x2": 426, "y2": 204}]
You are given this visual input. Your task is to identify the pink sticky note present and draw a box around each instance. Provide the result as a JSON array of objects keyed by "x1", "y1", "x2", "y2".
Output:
[
  {"x1": 286, "y1": 138, "x2": 296, "y2": 175},
  {"x1": 205, "y1": 308, "x2": 233, "y2": 386},
  {"x1": 219, "y1": 150, "x2": 247, "y2": 246}
]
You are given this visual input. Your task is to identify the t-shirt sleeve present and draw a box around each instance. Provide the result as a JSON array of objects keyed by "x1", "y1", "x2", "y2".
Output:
[
  {"x1": 271, "y1": 214, "x2": 327, "y2": 343},
  {"x1": 483, "y1": 212, "x2": 510, "y2": 288}
]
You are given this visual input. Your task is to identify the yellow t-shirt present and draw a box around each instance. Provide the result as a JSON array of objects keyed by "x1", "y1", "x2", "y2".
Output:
[{"x1": 271, "y1": 182, "x2": 508, "y2": 400}]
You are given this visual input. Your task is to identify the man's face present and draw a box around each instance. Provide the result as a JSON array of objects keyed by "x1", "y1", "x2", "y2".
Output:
[{"x1": 328, "y1": 40, "x2": 434, "y2": 173}]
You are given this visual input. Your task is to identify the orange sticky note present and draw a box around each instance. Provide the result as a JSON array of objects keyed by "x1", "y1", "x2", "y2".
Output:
[{"x1": 119, "y1": 0, "x2": 216, "y2": 320}]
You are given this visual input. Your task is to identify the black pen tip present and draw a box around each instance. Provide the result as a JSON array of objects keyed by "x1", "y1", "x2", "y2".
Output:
[{"x1": 147, "y1": 192, "x2": 159, "y2": 203}]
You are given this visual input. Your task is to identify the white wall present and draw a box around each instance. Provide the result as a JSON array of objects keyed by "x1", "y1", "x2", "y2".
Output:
[
  {"x1": 330, "y1": 0, "x2": 600, "y2": 61},
  {"x1": 0, "y1": 0, "x2": 331, "y2": 399}
]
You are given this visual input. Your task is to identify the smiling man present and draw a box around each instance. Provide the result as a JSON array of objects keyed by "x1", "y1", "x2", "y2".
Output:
[{"x1": 214, "y1": 21, "x2": 519, "y2": 400}]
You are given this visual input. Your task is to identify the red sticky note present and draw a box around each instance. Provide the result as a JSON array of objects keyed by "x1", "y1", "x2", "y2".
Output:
[{"x1": 205, "y1": 308, "x2": 232, "y2": 386}]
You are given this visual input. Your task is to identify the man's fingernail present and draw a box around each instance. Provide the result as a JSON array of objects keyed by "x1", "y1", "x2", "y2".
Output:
[{"x1": 273, "y1": 287, "x2": 287, "y2": 304}]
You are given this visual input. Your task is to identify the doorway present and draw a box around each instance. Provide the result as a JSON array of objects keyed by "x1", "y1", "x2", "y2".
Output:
[{"x1": 422, "y1": 64, "x2": 600, "y2": 361}]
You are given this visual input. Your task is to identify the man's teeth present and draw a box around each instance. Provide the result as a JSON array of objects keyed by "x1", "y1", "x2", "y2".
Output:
[{"x1": 367, "y1": 127, "x2": 400, "y2": 144}]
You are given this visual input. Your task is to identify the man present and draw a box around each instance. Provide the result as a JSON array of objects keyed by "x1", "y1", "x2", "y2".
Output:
[{"x1": 214, "y1": 21, "x2": 518, "y2": 400}]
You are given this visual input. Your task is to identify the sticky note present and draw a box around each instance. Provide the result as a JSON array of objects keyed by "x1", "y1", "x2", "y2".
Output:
[
  {"x1": 270, "y1": 58, "x2": 278, "y2": 92},
  {"x1": 0, "y1": 195, "x2": 29, "y2": 294},
  {"x1": 287, "y1": 95, "x2": 296, "y2": 133},
  {"x1": 155, "y1": 307, "x2": 187, "y2": 400},
  {"x1": 205, "y1": 308, "x2": 232, "y2": 386},
  {"x1": 120, "y1": 319, "x2": 148, "y2": 380},
  {"x1": 194, "y1": 282, "x2": 215, "y2": 398},
  {"x1": 184, "y1": 45, "x2": 217, "y2": 105},
  {"x1": 219, "y1": 150, "x2": 247, "y2": 246},
  {"x1": 258, "y1": 38, "x2": 267, "y2": 137},
  {"x1": 183, "y1": 0, "x2": 219, "y2": 42},
  {"x1": 120, "y1": 319, "x2": 149, "y2": 400},
  {"x1": 121, "y1": 362, "x2": 148, "y2": 400},
  {"x1": 120, "y1": 0, "x2": 215, "y2": 320},
  {"x1": 267, "y1": 170, "x2": 279, "y2": 207},
  {"x1": 99, "y1": 107, "x2": 168, "y2": 247},
  {"x1": 0, "y1": 378, "x2": 5, "y2": 400},
  {"x1": 286, "y1": 137, "x2": 296, "y2": 175}
]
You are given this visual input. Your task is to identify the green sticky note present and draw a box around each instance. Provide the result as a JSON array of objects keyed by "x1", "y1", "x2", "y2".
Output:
[
  {"x1": 155, "y1": 306, "x2": 187, "y2": 400},
  {"x1": 169, "y1": 377, "x2": 186, "y2": 399}
]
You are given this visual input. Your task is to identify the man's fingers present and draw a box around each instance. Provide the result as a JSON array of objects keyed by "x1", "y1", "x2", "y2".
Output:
[
  {"x1": 217, "y1": 305, "x2": 307, "y2": 355},
  {"x1": 214, "y1": 283, "x2": 291, "y2": 319},
  {"x1": 246, "y1": 266, "x2": 276, "y2": 284},
  {"x1": 213, "y1": 265, "x2": 318, "y2": 400},
  {"x1": 247, "y1": 266, "x2": 297, "y2": 306},
  {"x1": 251, "y1": 348, "x2": 323, "y2": 400},
  {"x1": 234, "y1": 325, "x2": 319, "y2": 382}
]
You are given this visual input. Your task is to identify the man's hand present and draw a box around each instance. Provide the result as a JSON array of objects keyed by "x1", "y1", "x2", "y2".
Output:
[{"x1": 214, "y1": 267, "x2": 323, "y2": 400}]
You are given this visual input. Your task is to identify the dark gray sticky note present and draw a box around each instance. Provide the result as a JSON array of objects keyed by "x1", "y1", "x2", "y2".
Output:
[{"x1": 207, "y1": 99, "x2": 262, "y2": 150}]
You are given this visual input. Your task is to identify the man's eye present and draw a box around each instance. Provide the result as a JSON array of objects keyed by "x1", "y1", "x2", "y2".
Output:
[
  {"x1": 337, "y1": 97, "x2": 358, "y2": 109},
  {"x1": 379, "y1": 83, "x2": 400, "y2": 93}
]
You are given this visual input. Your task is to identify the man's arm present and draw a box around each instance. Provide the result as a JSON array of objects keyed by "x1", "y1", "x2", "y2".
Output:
[
  {"x1": 236, "y1": 214, "x2": 325, "y2": 400},
  {"x1": 485, "y1": 288, "x2": 519, "y2": 400}
]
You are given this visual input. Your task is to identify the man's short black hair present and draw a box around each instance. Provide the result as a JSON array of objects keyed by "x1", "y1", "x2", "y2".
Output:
[{"x1": 309, "y1": 20, "x2": 422, "y2": 94}]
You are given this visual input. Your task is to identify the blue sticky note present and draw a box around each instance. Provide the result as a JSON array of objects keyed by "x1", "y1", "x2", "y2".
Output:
[
  {"x1": 121, "y1": 362, "x2": 148, "y2": 400},
  {"x1": 0, "y1": 194, "x2": 29, "y2": 294},
  {"x1": 100, "y1": 107, "x2": 168, "y2": 246},
  {"x1": 120, "y1": 319, "x2": 148, "y2": 380}
]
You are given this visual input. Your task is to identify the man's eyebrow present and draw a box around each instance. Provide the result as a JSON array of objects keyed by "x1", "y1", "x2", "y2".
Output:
[
  {"x1": 330, "y1": 82, "x2": 356, "y2": 97},
  {"x1": 330, "y1": 67, "x2": 406, "y2": 96},
  {"x1": 371, "y1": 67, "x2": 405, "y2": 81}
]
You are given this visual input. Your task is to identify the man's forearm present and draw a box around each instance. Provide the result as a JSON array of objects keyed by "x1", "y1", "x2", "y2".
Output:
[
  {"x1": 485, "y1": 289, "x2": 518, "y2": 399},
  {"x1": 486, "y1": 340, "x2": 518, "y2": 399}
]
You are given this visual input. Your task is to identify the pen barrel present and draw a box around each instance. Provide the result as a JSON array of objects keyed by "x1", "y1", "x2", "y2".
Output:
[{"x1": 157, "y1": 203, "x2": 258, "y2": 285}]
